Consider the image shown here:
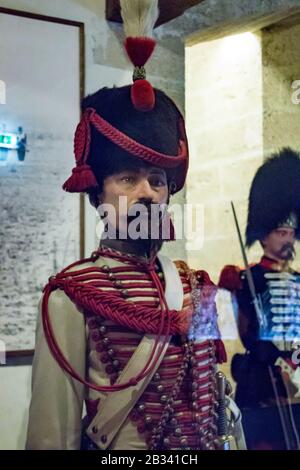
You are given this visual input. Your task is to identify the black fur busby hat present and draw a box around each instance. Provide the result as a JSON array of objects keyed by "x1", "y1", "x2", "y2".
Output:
[
  {"x1": 246, "y1": 147, "x2": 300, "y2": 247},
  {"x1": 81, "y1": 85, "x2": 187, "y2": 193},
  {"x1": 62, "y1": 0, "x2": 188, "y2": 196}
]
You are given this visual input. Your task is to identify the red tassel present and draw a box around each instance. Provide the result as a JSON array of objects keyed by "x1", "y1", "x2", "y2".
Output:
[
  {"x1": 131, "y1": 79, "x2": 155, "y2": 112},
  {"x1": 218, "y1": 265, "x2": 242, "y2": 291},
  {"x1": 74, "y1": 117, "x2": 88, "y2": 163},
  {"x1": 62, "y1": 164, "x2": 98, "y2": 193},
  {"x1": 215, "y1": 339, "x2": 227, "y2": 364},
  {"x1": 125, "y1": 37, "x2": 156, "y2": 67}
]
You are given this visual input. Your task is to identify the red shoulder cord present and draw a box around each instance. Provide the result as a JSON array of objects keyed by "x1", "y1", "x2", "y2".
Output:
[{"x1": 42, "y1": 248, "x2": 173, "y2": 392}]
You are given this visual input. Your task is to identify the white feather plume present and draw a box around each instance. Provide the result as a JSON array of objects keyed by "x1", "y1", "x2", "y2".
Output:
[{"x1": 120, "y1": 0, "x2": 159, "y2": 38}]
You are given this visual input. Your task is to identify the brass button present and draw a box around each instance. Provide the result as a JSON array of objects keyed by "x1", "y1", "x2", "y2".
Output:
[{"x1": 114, "y1": 280, "x2": 123, "y2": 288}]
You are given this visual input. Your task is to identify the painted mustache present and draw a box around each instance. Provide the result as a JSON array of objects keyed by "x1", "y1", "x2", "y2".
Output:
[
  {"x1": 280, "y1": 243, "x2": 295, "y2": 258},
  {"x1": 127, "y1": 202, "x2": 165, "y2": 222}
]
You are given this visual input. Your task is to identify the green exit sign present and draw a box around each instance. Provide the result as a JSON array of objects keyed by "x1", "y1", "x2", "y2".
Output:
[{"x1": 0, "y1": 135, "x2": 11, "y2": 144}]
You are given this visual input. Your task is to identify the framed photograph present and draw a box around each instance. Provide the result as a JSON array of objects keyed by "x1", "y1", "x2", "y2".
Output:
[{"x1": 0, "y1": 8, "x2": 85, "y2": 358}]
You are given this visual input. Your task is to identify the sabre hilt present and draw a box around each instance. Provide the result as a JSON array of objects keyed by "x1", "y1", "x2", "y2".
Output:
[
  {"x1": 216, "y1": 372, "x2": 228, "y2": 435},
  {"x1": 215, "y1": 371, "x2": 235, "y2": 450}
]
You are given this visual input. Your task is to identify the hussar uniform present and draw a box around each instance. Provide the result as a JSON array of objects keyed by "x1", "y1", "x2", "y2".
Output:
[
  {"x1": 27, "y1": 246, "x2": 231, "y2": 450},
  {"x1": 26, "y1": 0, "x2": 243, "y2": 451}
]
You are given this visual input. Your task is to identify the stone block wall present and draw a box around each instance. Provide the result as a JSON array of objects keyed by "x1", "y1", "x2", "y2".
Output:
[
  {"x1": 263, "y1": 22, "x2": 300, "y2": 155},
  {"x1": 185, "y1": 31, "x2": 264, "y2": 282}
]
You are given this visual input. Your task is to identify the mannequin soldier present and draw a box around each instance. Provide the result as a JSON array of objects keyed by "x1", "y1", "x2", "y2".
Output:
[
  {"x1": 219, "y1": 148, "x2": 300, "y2": 450},
  {"x1": 26, "y1": 0, "x2": 243, "y2": 451}
]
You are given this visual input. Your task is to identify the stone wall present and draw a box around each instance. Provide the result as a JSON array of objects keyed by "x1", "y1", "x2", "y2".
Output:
[
  {"x1": 185, "y1": 31, "x2": 264, "y2": 281},
  {"x1": 262, "y1": 21, "x2": 300, "y2": 156},
  {"x1": 171, "y1": 0, "x2": 300, "y2": 43}
]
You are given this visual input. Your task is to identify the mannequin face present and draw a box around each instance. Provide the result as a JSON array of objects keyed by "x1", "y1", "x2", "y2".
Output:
[
  {"x1": 98, "y1": 165, "x2": 169, "y2": 239},
  {"x1": 262, "y1": 227, "x2": 296, "y2": 261}
]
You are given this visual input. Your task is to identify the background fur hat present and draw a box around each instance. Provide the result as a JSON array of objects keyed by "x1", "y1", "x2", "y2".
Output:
[{"x1": 246, "y1": 147, "x2": 300, "y2": 247}]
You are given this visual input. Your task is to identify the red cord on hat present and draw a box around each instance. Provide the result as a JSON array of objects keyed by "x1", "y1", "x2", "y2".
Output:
[
  {"x1": 62, "y1": 107, "x2": 188, "y2": 194},
  {"x1": 62, "y1": 109, "x2": 98, "y2": 193},
  {"x1": 124, "y1": 37, "x2": 156, "y2": 112}
]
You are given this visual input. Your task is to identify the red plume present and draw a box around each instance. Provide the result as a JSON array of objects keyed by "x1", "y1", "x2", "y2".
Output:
[
  {"x1": 125, "y1": 37, "x2": 156, "y2": 67},
  {"x1": 131, "y1": 79, "x2": 155, "y2": 112},
  {"x1": 124, "y1": 36, "x2": 156, "y2": 112}
]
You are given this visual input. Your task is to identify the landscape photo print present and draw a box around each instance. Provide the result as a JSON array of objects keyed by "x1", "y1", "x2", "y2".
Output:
[{"x1": 0, "y1": 9, "x2": 84, "y2": 354}]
